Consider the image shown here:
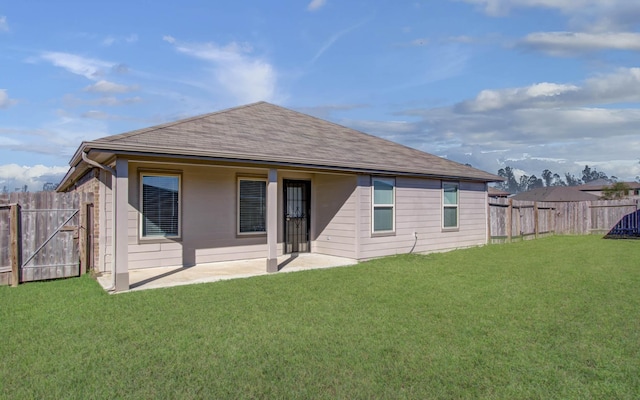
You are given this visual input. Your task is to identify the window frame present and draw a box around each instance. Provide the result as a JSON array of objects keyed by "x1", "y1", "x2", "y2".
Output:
[
  {"x1": 139, "y1": 172, "x2": 182, "y2": 240},
  {"x1": 237, "y1": 177, "x2": 268, "y2": 236},
  {"x1": 442, "y1": 181, "x2": 459, "y2": 230},
  {"x1": 371, "y1": 177, "x2": 395, "y2": 235}
]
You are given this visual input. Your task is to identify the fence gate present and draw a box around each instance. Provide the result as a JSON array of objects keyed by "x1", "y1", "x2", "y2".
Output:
[{"x1": 20, "y1": 207, "x2": 81, "y2": 282}]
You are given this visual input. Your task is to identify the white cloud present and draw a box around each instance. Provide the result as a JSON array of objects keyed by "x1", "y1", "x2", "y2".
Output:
[
  {"x1": 84, "y1": 80, "x2": 138, "y2": 93},
  {"x1": 459, "y1": 82, "x2": 580, "y2": 112},
  {"x1": 459, "y1": 0, "x2": 640, "y2": 32},
  {"x1": 0, "y1": 114, "x2": 109, "y2": 165},
  {"x1": 0, "y1": 16, "x2": 8, "y2": 32},
  {"x1": 458, "y1": 68, "x2": 640, "y2": 113},
  {"x1": 0, "y1": 89, "x2": 17, "y2": 109},
  {"x1": 41, "y1": 52, "x2": 115, "y2": 80},
  {"x1": 63, "y1": 94, "x2": 143, "y2": 107},
  {"x1": 103, "y1": 33, "x2": 139, "y2": 46},
  {"x1": 311, "y1": 19, "x2": 368, "y2": 64},
  {"x1": 0, "y1": 164, "x2": 68, "y2": 191},
  {"x1": 458, "y1": 0, "x2": 615, "y2": 17},
  {"x1": 166, "y1": 37, "x2": 278, "y2": 103},
  {"x1": 404, "y1": 38, "x2": 429, "y2": 47},
  {"x1": 0, "y1": 136, "x2": 21, "y2": 146},
  {"x1": 446, "y1": 35, "x2": 477, "y2": 44},
  {"x1": 81, "y1": 110, "x2": 110, "y2": 120},
  {"x1": 520, "y1": 32, "x2": 640, "y2": 56},
  {"x1": 307, "y1": 0, "x2": 327, "y2": 11},
  {"x1": 382, "y1": 68, "x2": 640, "y2": 180},
  {"x1": 40, "y1": 116, "x2": 109, "y2": 150}
]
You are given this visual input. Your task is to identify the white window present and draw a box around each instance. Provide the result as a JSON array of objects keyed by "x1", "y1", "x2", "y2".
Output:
[
  {"x1": 443, "y1": 182, "x2": 459, "y2": 229},
  {"x1": 372, "y1": 177, "x2": 395, "y2": 233},
  {"x1": 140, "y1": 173, "x2": 180, "y2": 238},
  {"x1": 238, "y1": 178, "x2": 267, "y2": 234}
]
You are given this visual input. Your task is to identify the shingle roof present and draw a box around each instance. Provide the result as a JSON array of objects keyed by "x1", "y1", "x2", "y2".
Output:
[
  {"x1": 578, "y1": 181, "x2": 640, "y2": 191},
  {"x1": 71, "y1": 101, "x2": 501, "y2": 182},
  {"x1": 512, "y1": 186, "x2": 600, "y2": 202},
  {"x1": 488, "y1": 187, "x2": 511, "y2": 197}
]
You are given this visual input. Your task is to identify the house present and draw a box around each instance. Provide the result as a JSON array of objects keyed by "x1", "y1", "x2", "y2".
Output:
[
  {"x1": 58, "y1": 102, "x2": 501, "y2": 291},
  {"x1": 488, "y1": 187, "x2": 511, "y2": 198},
  {"x1": 511, "y1": 186, "x2": 600, "y2": 202},
  {"x1": 578, "y1": 181, "x2": 640, "y2": 198}
]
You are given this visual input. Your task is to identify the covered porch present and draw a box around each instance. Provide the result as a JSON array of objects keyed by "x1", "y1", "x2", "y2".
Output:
[{"x1": 96, "y1": 252, "x2": 357, "y2": 292}]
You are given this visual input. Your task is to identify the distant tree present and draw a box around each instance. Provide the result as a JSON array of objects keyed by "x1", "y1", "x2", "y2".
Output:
[
  {"x1": 542, "y1": 169, "x2": 553, "y2": 187},
  {"x1": 496, "y1": 164, "x2": 624, "y2": 192},
  {"x1": 565, "y1": 173, "x2": 582, "y2": 186},
  {"x1": 541, "y1": 169, "x2": 566, "y2": 187},
  {"x1": 552, "y1": 172, "x2": 565, "y2": 186},
  {"x1": 518, "y1": 175, "x2": 529, "y2": 192},
  {"x1": 601, "y1": 182, "x2": 631, "y2": 200},
  {"x1": 497, "y1": 166, "x2": 519, "y2": 193},
  {"x1": 527, "y1": 175, "x2": 544, "y2": 190},
  {"x1": 581, "y1": 165, "x2": 608, "y2": 184}
]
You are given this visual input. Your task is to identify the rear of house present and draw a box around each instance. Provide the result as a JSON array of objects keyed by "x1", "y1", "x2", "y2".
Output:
[{"x1": 58, "y1": 102, "x2": 500, "y2": 291}]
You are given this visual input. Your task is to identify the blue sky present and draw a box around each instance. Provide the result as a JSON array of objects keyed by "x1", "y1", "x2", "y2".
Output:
[{"x1": 2, "y1": 0, "x2": 640, "y2": 191}]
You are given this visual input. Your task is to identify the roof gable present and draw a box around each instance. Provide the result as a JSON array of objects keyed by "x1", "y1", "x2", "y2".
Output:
[{"x1": 78, "y1": 102, "x2": 501, "y2": 181}]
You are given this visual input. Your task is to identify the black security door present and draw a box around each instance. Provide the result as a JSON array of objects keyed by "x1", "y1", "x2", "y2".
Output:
[{"x1": 284, "y1": 180, "x2": 310, "y2": 253}]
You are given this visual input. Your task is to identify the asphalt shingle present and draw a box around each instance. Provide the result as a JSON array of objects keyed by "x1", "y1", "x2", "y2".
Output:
[{"x1": 87, "y1": 102, "x2": 500, "y2": 181}]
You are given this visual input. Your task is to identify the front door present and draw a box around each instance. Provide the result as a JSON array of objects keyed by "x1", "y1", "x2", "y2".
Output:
[{"x1": 284, "y1": 180, "x2": 310, "y2": 253}]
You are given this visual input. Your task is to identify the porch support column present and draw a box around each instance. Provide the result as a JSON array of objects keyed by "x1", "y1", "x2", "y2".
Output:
[
  {"x1": 114, "y1": 158, "x2": 129, "y2": 291},
  {"x1": 266, "y1": 168, "x2": 278, "y2": 272}
]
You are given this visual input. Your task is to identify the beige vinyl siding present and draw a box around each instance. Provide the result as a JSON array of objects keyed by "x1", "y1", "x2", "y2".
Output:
[
  {"x1": 100, "y1": 158, "x2": 489, "y2": 270},
  {"x1": 358, "y1": 176, "x2": 488, "y2": 260},
  {"x1": 124, "y1": 162, "x2": 271, "y2": 269},
  {"x1": 121, "y1": 163, "x2": 323, "y2": 269},
  {"x1": 312, "y1": 174, "x2": 357, "y2": 258}
]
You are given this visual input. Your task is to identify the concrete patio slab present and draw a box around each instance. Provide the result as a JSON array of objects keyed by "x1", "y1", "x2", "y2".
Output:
[{"x1": 95, "y1": 253, "x2": 357, "y2": 293}]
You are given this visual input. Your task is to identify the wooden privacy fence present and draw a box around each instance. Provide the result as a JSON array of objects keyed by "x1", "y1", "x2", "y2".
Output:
[
  {"x1": 489, "y1": 198, "x2": 639, "y2": 243},
  {"x1": 0, "y1": 192, "x2": 93, "y2": 286}
]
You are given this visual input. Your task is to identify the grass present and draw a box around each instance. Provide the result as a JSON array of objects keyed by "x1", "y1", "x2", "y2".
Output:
[{"x1": 1, "y1": 235, "x2": 639, "y2": 399}]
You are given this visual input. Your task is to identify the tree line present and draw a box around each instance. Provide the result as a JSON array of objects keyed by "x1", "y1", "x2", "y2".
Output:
[{"x1": 496, "y1": 165, "x2": 617, "y2": 194}]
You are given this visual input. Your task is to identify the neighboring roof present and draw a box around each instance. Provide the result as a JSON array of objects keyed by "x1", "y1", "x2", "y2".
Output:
[
  {"x1": 579, "y1": 178, "x2": 612, "y2": 188},
  {"x1": 578, "y1": 181, "x2": 640, "y2": 191},
  {"x1": 488, "y1": 187, "x2": 510, "y2": 197},
  {"x1": 59, "y1": 102, "x2": 501, "y2": 190},
  {"x1": 512, "y1": 186, "x2": 600, "y2": 202}
]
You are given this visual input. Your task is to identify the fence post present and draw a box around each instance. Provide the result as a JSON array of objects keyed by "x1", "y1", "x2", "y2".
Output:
[
  {"x1": 79, "y1": 202, "x2": 88, "y2": 276},
  {"x1": 10, "y1": 203, "x2": 22, "y2": 287},
  {"x1": 486, "y1": 196, "x2": 491, "y2": 243},
  {"x1": 534, "y1": 202, "x2": 539, "y2": 239},
  {"x1": 507, "y1": 199, "x2": 513, "y2": 243}
]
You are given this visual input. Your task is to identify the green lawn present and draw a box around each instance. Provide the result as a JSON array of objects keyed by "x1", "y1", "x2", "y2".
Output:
[{"x1": 1, "y1": 236, "x2": 639, "y2": 399}]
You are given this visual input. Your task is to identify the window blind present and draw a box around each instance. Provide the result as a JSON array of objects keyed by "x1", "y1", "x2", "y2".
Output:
[
  {"x1": 142, "y1": 175, "x2": 179, "y2": 237},
  {"x1": 239, "y1": 180, "x2": 266, "y2": 233}
]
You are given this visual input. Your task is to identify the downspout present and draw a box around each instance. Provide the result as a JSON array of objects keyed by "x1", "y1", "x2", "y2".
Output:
[
  {"x1": 82, "y1": 152, "x2": 116, "y2": 176},
  {"x1": 82, "y1": 152, "x2": 118, "y2": 291}
]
